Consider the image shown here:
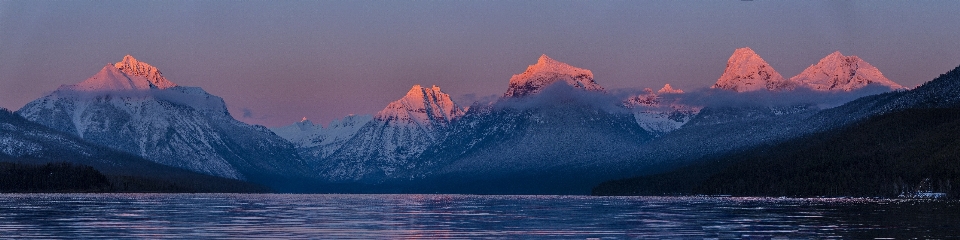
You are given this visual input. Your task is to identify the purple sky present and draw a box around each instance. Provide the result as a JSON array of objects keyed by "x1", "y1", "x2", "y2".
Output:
[{"x1": 1, "y1": 1, "x2": 958, "y2": 127}]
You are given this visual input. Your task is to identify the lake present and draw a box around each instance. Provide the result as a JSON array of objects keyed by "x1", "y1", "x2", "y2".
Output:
[{"x1": 0, "y1": 194, "x2": 956, "y2": 239}]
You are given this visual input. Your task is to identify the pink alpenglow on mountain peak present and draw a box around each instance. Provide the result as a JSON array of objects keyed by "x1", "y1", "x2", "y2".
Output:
[
  {"x1": 375, "y1": 84, "x2": 465, "y2": 128},
  {"x1": 658, "y1": 84, "x2": 683, "y2": 94},
  {"x1": 790, "y1": 51, "x2": 904, "y2": 91},
  {"x1": 503, "y1": 54, "x2": 604, "y2": 98},
  {"x1": 712, "y1": 47, "x2": 792, "y2": 92},
  {"x1": 64, "y1": 55, "x2": 177, "y2": 92},
  {"x1": 114, "y1": 55, "x2": 176, "y2": 89}
]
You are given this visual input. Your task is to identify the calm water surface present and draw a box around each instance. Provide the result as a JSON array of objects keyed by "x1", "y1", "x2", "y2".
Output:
[{"x1": 0, "y1": 194, "x2": 957, "y2": 239}]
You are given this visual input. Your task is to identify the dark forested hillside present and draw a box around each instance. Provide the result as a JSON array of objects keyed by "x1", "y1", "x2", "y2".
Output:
[
  {"x1": 0, "y1": 162, "x2": 110, "y2": 192},
  {"x1": 594, "y1": 108, "x2": 960, "y2": 198},
  {"x1": 0, "y1": 161, "x2": 267, "y2": 193}
]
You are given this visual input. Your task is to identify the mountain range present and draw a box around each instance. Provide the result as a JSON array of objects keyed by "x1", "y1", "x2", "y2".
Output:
[
  {"x1": 594, "y1": 65, "x2": 960, "y2": 197},
  {"x1": 4, "y1": 48, "x2": 954, "y2": 195},
  {"x1": 267, "y1": 48, "x2": 913, "y2": 193}
]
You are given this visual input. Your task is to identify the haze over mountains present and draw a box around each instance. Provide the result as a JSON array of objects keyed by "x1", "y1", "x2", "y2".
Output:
[{"x1": 5, "y1": 48, "x2": 953, "y2": 195}]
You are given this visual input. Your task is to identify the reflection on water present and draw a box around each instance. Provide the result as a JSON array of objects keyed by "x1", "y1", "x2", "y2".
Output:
[{"x1": 0, "y1": 194, "x2": 956, "y2": 239}]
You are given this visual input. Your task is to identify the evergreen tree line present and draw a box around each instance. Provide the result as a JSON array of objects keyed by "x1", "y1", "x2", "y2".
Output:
[
  {"x1": 0, "y1": 161, "x2": 267, "y2": 193},
  {"x1": 0, "y1": 162, "x2": 110, "y2": 192}
]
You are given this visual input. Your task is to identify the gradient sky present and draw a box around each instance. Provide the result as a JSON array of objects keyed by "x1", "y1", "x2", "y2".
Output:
[{"x1": 1, "y1": 1, "x2": 958, "y2": 127}]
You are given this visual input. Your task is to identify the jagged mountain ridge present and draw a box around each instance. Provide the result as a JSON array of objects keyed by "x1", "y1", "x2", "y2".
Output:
[{"x1": 16, "y1": 56, "x2": 310, "y2": 189}]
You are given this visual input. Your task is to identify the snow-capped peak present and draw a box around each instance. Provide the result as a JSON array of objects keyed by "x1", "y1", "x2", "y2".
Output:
[
  {"x1": 712, "y1": 47, "x2": 792, "y2": 92},
  {"x1": 658, "y1": 84, "x2": 683, "y2": 94},
  {"x1": 60, "y1": 55, "x2": 177, "y2": 92},
  {"x1": 825, "y1": 50, "x2": 843, "y2": 59},
  {"x1": 64, "y1": 64, "x2": 155, "y2": 91},
  {"x1": 503, "y1": 54, "x2": 603, "y2": 97},
  {"x1": 113, "y1": 55, "x2": 176, "y2": 89},
  {"x1": 790, "y1": 51, "x2": 903, "y2": 91},
  {"x1": 375, "y1": 84, "x2": 465, "y2": 127}
]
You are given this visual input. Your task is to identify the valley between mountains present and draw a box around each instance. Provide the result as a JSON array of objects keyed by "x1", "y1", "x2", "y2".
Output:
[{"x1": 3, "y1": 48, "x2": 957, "y2": 197}]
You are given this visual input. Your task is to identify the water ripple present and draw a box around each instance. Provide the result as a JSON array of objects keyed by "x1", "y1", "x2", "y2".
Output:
[{"x1": 0, "y1": 194, "x2": 956, "y2": 239}]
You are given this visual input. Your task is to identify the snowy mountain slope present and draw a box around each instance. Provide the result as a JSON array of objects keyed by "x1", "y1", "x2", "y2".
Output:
[
  {"x1": 16, "y1": 56, "x2": 309, "y2": 187},
  {"x1": 504, "y1": 54, "x2": 604, "y2": 98},
  {"x1": 790, "y1": 51, "x2": 903, "y2": 91},
  {"x1": 0, "y1": 108, "x2": 264, "y2": 192},
  {"x1": 631, "y1": 108, "x2": 700, "y2": 135},
  {"x1": 623, "y1": 85, "x2": 700, "y2": 135},
  {"x1": 308, "y1": 85, "x2": 465, "y2": 182},
  {"x1": 712, "y1": 47, "x2": 794, "y2": 92}
]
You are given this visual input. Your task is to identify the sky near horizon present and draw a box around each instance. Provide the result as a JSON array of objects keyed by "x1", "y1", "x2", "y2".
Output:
[{"x1": 1, "y1": 1, "x2": 958, "y2": 127}]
